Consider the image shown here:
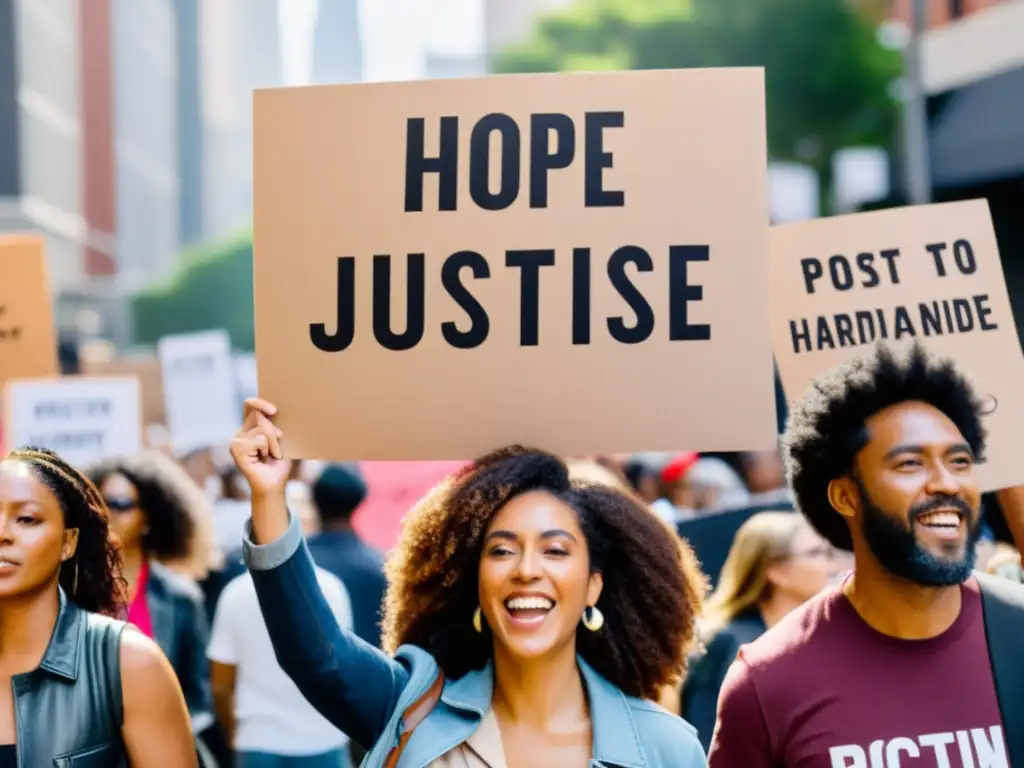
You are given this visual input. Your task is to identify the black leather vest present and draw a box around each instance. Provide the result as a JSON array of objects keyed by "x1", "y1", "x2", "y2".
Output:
[{"x1": 12, "y1": 590, "x2": 127, "y2": 768}]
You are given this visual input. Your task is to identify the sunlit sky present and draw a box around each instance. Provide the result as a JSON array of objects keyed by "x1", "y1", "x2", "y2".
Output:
[{"x1": 278, "y1": 0, "x2": 484, "y2": 84}]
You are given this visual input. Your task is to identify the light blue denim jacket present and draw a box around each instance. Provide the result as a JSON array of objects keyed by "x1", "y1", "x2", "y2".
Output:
[{"x1": 243, "y1": 511, "x2": 708, "y2": 768}]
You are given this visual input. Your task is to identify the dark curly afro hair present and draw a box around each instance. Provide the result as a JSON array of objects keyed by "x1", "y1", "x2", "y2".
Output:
[
  {"x1": 381, "y1": 446, "x2": 707, "y2": 701},
  {"x1": 6, "y1": 447, "x2": 128, "y2": 616},
  {"x1": 88, "y1": 452, "x2": 197, "y2": 560},
  {"x1": 782, "y1": 343, "x2": 987, "y2": 552}
]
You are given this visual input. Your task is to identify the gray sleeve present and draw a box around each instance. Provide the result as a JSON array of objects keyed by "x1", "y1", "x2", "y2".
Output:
[{"x1": 242, "y1": 508, "x2": 303, "y2": 571}]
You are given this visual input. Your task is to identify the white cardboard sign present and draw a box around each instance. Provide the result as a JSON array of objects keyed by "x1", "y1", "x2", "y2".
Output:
[
  {"x1": 2, "y1": 376, "x2": 142, "y2": 469},
  {"x1": 158, "y1": 330, "x2": 239, "y2": 455}
]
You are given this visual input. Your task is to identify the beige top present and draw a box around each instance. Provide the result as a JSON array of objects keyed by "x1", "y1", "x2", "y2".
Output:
[{"x1": 428, "y1": 708, "x2": 506, "y2": 768}]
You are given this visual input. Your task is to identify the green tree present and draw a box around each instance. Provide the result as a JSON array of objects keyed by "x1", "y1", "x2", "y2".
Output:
[
  {"x1": 496, "y1": 0, "x2": 901, "y2": 212},
  {"x1": 132, "y1": 230, "x2": 255, "y2": 351}
]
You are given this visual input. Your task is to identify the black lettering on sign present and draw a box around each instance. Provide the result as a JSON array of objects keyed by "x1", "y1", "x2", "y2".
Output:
[
  {"x1": 311, "y1": 257, "x2": 356, "y2": 352},
  {"x1": 607, "y1": 246, "x2": 654, "y2": 344},
  {"x1": 669, "y1": 246, "x2": 710, "y2": 341},
  {"x1": 373, "y1": 254, "x2": 426, "y2": 351},
  {"x1": 441, "y1": 251, "x2": 490, "y2": 349},
  {"x1": 405, "y1": 117, "x2": 459, "y2": 212},
  {"x1": 313, "y1": 245, "x2": 715, "y2": 351},
  {"x1": 469, "y1": 114, "x2": 521, "y2": 211},
  {"x1": 405, "y1": 112, "x2": 625, "y2": 212},
  {"x1": 506, "y1": 249, "x2": 556, "y2": 346},
  {"x1": 584, "y1": 113, "x2": 625, "y2": 208},
  {"x1": 800, "y1": 251, "x2": 902, "y2": 294},
  {"x1": 788, "y1": 294, "x2": 1000, "y2": 354},
  {"x1": 927, "y1": 239, "x2": 980, "y2": 277},
  {"x1": 530, "y1": 114, "x2": 575, "y2": 209},
  {"x1": 572, "y1": 248, "x2": 591, "y2": 345}
]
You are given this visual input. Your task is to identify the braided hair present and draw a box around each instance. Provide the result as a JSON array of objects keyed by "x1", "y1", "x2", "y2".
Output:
[{"x1": 6, "y1": 447, "x2": 127, "y2": 616}]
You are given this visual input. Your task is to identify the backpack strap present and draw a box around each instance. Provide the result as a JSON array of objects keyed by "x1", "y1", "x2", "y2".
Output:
[
  {"x1": 384, "y1": 671, "x2": 445, "y2": 768},
  {"x1": 976, "y1": 572, "x2": 1024, "y2": 766}
]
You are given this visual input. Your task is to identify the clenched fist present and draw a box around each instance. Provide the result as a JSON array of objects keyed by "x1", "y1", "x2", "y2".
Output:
[{"x1": 231, "y1": 398, "x2": 290, "y2": 498}]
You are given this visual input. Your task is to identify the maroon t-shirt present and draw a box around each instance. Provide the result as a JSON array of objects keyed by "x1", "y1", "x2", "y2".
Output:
[{"x1": 707, "y1": 578, "x2": 1007, "y2": 767}]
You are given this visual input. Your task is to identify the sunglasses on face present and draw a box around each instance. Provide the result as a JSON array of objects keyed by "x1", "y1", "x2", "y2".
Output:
[{"x1": 104, "y1": 498, "x2": 138, "y2": 513}]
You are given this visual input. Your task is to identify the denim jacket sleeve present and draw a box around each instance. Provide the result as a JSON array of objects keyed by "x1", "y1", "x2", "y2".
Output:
[{"x1": 242, "y1": 510, "x2": 410, "y2": 748}]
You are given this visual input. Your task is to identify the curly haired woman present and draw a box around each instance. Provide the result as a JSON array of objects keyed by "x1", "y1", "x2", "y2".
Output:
[
  {"x1": 230, "y1": 399, "x2": 708, "y2": 768},
  {"x1": 0, "y1": 447, "x2": 196, "y2": 767}
]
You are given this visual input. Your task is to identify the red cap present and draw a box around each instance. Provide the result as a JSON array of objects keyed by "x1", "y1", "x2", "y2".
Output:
[{"x1": 661, "y1": 452, "x2": 699, "y2": 484}]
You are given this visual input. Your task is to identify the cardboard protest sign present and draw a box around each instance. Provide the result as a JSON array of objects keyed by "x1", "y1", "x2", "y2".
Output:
[
  {"x1": 0, "y1": 235, "x2": 58, "y2": 390},
  {"x1": 770, "y1": 199, "x2": 1024, "y2": 491},
  {"x1": 79, "y1": 352, "x2": 165, "y2": 426},
  {"x1": 253, "y1": 69, "x2": 777, "y2": 460},
  {"x1": 158, "y1": 330, "x2": 239, "y2": 456},
  {"x1": 2, "y1": 376, "x2": 142, "y2": 469}
]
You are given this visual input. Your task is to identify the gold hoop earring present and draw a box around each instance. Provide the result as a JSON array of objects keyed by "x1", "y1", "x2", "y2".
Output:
[
  {"x1": 582, "y1": 606, "x2": 604, "y2": 632},
  {"x1": 472, "y1": 606, "x2": 483, "y2": 634}
]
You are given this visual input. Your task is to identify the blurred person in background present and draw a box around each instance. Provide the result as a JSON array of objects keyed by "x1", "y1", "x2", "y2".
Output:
[
  {"x1": 673, "y1": 511, "x2": 843, "y2": 749},
  {"x1": 233, "y1": 399, "x2": 709, "y2": 767},
  {"x1": 208, "y1": 557, "x2": 354, "y2": 768},
  {"x1": 622, "y1": 452, "x2": 670, "y2": 504},
  {"x1": 686, "y1": 457, "x2": 750, "y2": 512},
  {"x1": 985, "y1": 543, "x2": 1024, "y2": 583},
  {"x1": 651, "y1": 452, "x2": 699, "y2": 523},
  {"x1": 0, "y1": 448, "x2": 196, "y2": 766},
  {"x1": 307, "y1": 463, "x2": 386, "y2": 650},
  {"x1": 89, "y1": 453, "x2": 215, "y2": 740}
]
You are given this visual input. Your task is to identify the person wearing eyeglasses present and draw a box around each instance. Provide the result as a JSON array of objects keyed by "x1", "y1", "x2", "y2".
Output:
[
  {"x1": 88, "y1": 453, "x2": 215, "y2": 749},
  {"x1": 674, "y1": 511, "x2": 844, "y2": 749}
]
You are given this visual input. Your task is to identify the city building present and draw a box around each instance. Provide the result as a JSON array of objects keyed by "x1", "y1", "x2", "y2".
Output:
[
  {"x1": 111, "y1": 0, "x2": 179, "y2": 293},
  {"x1": 312, "y1": 0, "x2": 363, "y2": 84},
  {"x1": 174, "y1": 0, "x2": 204, "y2": 247},
  {"x1": 0, "y1": 0, "x2": 88, "y2": 330},
  {"x1": 200, "y1": 0, "x2": 282, "y2": 239}
]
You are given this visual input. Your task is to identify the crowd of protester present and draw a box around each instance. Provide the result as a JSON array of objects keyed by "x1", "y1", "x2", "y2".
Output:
[{"x1": 2, "y1": 343, "x2": 1023, "y2": 766}]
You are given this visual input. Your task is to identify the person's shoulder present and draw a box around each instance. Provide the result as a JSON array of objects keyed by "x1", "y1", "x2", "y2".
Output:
[
  {"x1": 742, "y1": 586, "x2": 845, "y2": 659},
  {"x1": 119, "y1": 624, "x2": 176, "y2": 679},
  {"x1": 625, "y1": 697, "x2": 707, "y2": 766}
]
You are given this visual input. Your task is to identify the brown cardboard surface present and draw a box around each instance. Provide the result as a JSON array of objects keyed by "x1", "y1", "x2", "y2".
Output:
[
  {"x1": 254, "y1": 69, "x2": 777, "y2": 460},
  {"x1": 0, "y1": 235, "x2": 58, "y2": 390},
  {"x1": 80, "y1": 354, "x2": 165, "y2": 426},
  {"x1": 770, "y1": 199, "x2": 1024, "y2": 492}
]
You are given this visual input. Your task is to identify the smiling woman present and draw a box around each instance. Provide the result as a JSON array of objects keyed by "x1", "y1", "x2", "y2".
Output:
[
  {"x1": 0, "y1": 447, "x2": 197, "y2": 767},
  {"x1": 232, "y1": 399, "x2": 710, "y2": 768}
]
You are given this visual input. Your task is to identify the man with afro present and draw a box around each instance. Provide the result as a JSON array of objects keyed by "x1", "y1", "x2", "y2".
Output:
[{"x1": 708, "y1": 343, "x2": 1022, "y2": 767}]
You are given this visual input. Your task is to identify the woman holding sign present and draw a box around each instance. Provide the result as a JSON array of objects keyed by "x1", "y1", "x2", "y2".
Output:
[
  {"x1": 230, "y1": 399, "x2": 708, "y2": 768},
  {"x1": 0, "y1": 447, "x2": 196, "y2": 767}
]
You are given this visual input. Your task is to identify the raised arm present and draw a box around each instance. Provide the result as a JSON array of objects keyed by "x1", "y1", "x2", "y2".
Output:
[{"x1": 230, "y1": 399, "x2": 410, "y2": 749}]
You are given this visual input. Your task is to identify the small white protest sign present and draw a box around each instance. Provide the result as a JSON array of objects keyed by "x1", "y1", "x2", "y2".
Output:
[
  {"x1": 158, "y1": 329, "x2": 239, "y2": 456},
  {"x1": 2, "y1": 376, "x2": 142, "y2": 469}
]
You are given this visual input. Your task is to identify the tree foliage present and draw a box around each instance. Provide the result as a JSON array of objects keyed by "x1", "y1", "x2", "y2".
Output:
[
  {"x1": 132, "y1": 230, "x2": 255, "y2": 351},
  {"x1": 496, "y1": 0, "x2": 901, "y2": 201}
]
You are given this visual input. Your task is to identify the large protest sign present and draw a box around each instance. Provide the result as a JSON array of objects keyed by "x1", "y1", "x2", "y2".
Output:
[
  {"x1": 770, "y1": 199, "x2": 1024, "y2": 491},
  {"x1": 254, "y1": 69, "x2": 776, "y2": 460},
  {"x1": 158, "y1": 330, "x2": 240, "y2": 456},
  {"x1": 2, "y1": 377, "x2": 142, "y2": 469},
  {"x1": 0, "y1": 235, "x2": 58, "y2": 391}
]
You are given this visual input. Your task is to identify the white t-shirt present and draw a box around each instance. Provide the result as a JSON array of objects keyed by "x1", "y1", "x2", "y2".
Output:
[{"x1": 207, "y1": 568, "x2": 353, "y2": 755}]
